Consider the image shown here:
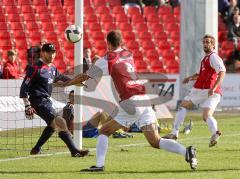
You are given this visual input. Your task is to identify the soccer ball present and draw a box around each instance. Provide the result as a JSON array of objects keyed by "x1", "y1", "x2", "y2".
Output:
[{"x1": 65, "y1": 25, "x2": 82, "y2": 43}]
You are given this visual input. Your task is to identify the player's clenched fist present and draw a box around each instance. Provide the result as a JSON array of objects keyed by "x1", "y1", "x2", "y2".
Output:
[{"x1": 25, "y1": 105, "x2": 36, "y2": 120}]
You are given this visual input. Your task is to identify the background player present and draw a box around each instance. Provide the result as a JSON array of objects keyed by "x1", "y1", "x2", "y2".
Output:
[
  {"x1": 163, "y1": 35, "x2": 226, "y2": 147},
  {"x1": 20, "y1": 43, "x2": 89, "y2": 157},
  {"x1": 55, "y1": 30, "x2": 198, "y2": 171}
]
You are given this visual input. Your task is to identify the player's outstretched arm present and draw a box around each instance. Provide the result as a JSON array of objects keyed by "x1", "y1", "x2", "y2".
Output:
[{"x1": 54, "y1": 73, "x2": 90, "y2": 87}]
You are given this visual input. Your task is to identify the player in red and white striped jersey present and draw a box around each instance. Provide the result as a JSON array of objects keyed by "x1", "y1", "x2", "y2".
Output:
[
  {"x1": 55, "y1": 30, "x2": 198, "y2": 171},
  {"x1": 164, "y1": 35, "x2": 226, "y2": 147}
]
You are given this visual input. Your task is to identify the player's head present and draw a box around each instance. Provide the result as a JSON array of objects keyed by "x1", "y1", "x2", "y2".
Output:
[
  {"x1": 41, "y1": 43, "x2": 56, "y2": 64},
  {"x1": 84, "y1": 47, "x2": 91, "y2": 58},
  {"x1": 69, "y1": 90, "x2": 74, "y2": 104},
  {"x1": 7, "y1": 50, "x2": 17, "y2": 62},
  {"x1": 106, "y1": 30, "x2": 122, "y2": 51},
  {"x1": 202, "y1": 35, "x2": 215, "y2": 53}
]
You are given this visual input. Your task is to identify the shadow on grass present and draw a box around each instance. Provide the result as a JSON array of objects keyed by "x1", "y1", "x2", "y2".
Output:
[{"x1": 1, "y1": 168, "x2": 240, "y2": 175}]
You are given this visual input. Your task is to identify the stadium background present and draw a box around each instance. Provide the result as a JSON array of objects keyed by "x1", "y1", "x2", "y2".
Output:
[{"x1": 0, "y1": 0, "x2": 239, "y2": 150}]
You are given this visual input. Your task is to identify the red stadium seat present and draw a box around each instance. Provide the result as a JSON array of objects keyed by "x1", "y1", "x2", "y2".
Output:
[
  {"x1": 158, "y1": 5, "x2": 172, "y2": 15},
  {"x1": 221, "y1": 41, "x2": 235, "y2": 51},
  {"x1": 130, "y1": 14, "x2": 145, "y2": 25},
  {"x1": 0, "y1": 14, "x2": 6, "y2": 22},
  {"x1": 148, "y1": 23, "x2": 164, "y2": 32},
  {"x1": 218, "y1": 31, "x2": 228, "y2": 43},
  {"x1": 118, "y1": 22, "x2": 132, "y2": 32},
  {"x1": 100, "y1": 14, "x2": 114, "y2": 23},
  {"x1": 85, "y1": 14, "x2": 98, "y2": 23},
  {"x1": 42, "y1": 22, "x2": 55, "y2": 32},
  {"x1": 5, "y1": 6, "x2": 19, "y2": 14},
  {"x1": 0, "y1": 22, "x2": 8, "y2": 31},
  {"x1": 150, "y1": 61, "x2": 164, "y2": 72},
  {"x1": 138, "y1": 31, "x2": 152, "y2": 41},
  {"x1": 64, "y1": 0, "x2": 75, "y2": 7},
  {"x1": 18, "y1": 0, "x2": 31, "y2": 5},
  {"x1": 32, "y1": 0, "x2": 47, "y2": 6},
  {"x1": 143, "y1": 6, "x2": 156, "y2": 17},
  {"x1": 135, "y1": 23, "x2": 148, "y2": 32},
  {"x1": 7, "y1": 14, "x2": 21, "y2": 22},
  {"x1": 93, "y1": 0, "x2": 106, "y2": 7},
  {"x1": 106, "y1": 0, "x2": 121, "y2": 7},
  {"x1": 145, "y1": 49, "x2": 159, "y2": 63},
  {"x1": 115, "y1": 14, "x2": 128, "y2": 23},
  {"x1": 15, "y1": 39, "x2": 28, "y2": 49},
  {"x1": 126, "y1": 41, "x2": 139, "y2": 51},
  {"x1": 21, "y1": 5, "x2": 34, "y2": 14},
  {"x1": 141, "y1": 40, "x2": 155, "y2": 50},
  {"x1": 25, "y1": 22, "x2": 39, "y2": 31},
  {"x1": 28, "y1": 32, "x2": 42, "y2": 42},
  {"x1": 88, "y1": 23, "x2": 102, "y2": 32},
  {"x1": 153, "y1": 31, "x2": 168, "y2": 41},
  {"x1": 122, "y1": 31, "x2": 135, "y2": 41},
  {"x1": 50, "y1": 6, "x2": 64, "y2": 14},
  {"x1": 162, "y1": 14, "x2": 176, "y2": 23},
  {"x1": 165, "y1": 23, "x2": 179, "y2": 32},
  {"x1": 84, "y1": 6, "x2": 94, "y2": 15},
  {"x1": 96, "y1": 6, "x2": 110, "y2": 15},
  {"x1": 22, "y1": 13, "x2": 36, "y2": 22},
  {"x1": 39, "y1": 13, "x2": 52, "y2": 22},
  {"x1": 158, "y1": 41, "x2": 171, "y2": 50},
  {"x1": 94, "y1": 41, "x2": 107, "y2": 50},
  {"x1": 48, "y1": 0, "x2": 62, "y2": 6},
  {"x1": 0, "y1": 40, "x2": 12, "y2": 50},
  {"x1": 91, "y1": 31, "x2": 105, "y2": 41},
  {"x1": 145, "y1": 14, "x2": 160, "y2": 24},
  {"x1": 0, "y1": 30, "x2": 10, "y2": 40},
  {"x1": 173, "y1": 6, "x2": 180, "y2": 16},
  {"x1": 135, "y1": 60, "x2": 148, "y2": 71},
  {"x1": 112, "y1": 6, "x2": 125, "y2": 16},
  {"x1": 10, "y1": 22, "x2": 23, "y2": 31},
  {"x1": 13, "y1": 30, "x2": 26, "y2": 40},
  {"x1": 127, "y1": 6, "x2": 141, "y2": 17},
  {"x1": 102, "y1": 22, "x2": 116, "y2": 32},
  {"x1": 35, "y1": 5, "x2": 49, "y2": 14},
  {"x1": 3, "y1": 0, "x2": 16, "y2": 6}
]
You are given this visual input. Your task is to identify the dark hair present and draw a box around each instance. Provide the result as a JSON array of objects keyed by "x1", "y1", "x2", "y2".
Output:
[{"x1": 107, "y1": 30, "x2": 122, "y2": 48}]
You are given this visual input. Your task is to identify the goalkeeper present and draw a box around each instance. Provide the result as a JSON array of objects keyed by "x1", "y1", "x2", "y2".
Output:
[{"x1": 20, "y1": 43, "x2": 89, "y2": 157}]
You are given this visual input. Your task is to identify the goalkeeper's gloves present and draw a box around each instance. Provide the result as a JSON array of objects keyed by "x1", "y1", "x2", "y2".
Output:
[{"x1": 25, "y1": 105, "x2": 36, "y2": 120}]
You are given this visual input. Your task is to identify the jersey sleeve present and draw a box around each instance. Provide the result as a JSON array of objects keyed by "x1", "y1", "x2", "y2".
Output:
[
  {"x1": 19, "y1": 65, "x2": 39, "y2": 98},
  {"x1": 54, "y1": 68, "x2": 70, "y2": 82},
  {"x1": 210, "y1": 53, "x2": 226, "y2": 73},
  {"x1": 86, "y1": 57, "x2": 108, "y2": 79}
]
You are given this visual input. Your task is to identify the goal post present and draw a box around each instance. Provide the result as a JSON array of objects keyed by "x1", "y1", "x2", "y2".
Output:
[{"x1": 73, "y1": 0, "x2": 83, "y2": 149}]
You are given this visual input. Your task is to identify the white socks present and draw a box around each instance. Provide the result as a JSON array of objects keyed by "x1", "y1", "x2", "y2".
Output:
[
  {"x1": 172, "y1": 107, "x2": 187, "y2": 136},
  {"x1": 159, "y1": 138, "x2": 186, "y2": 156},
  {"x1": 96, "y1": 134, "x2": 108, "y2": 167},
  {"x1": 206, "y1": 116, "x2": 218, "y2": 135}
]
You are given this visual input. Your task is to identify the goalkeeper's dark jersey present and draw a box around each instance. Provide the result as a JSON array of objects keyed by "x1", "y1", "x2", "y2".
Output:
[{"x1": 20, "y1": 59, "x2": 69, "y2": 101}]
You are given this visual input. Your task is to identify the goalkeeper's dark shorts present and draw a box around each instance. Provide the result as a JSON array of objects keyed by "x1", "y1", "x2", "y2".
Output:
[{"x1": 30, "y1": 97, "x2": 57, "y2": 126}]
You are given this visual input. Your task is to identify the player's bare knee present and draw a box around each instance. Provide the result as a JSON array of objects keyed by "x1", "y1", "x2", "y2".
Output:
[
  {"x1": 148, "y1": 139, "x2": 160, "y2": 149},
  {"x1": 180, "y1": 101, "x2": 193, "y2": 110},
  {"x1": 202, "y1": 114, "x2": 210, "y2": 121}
]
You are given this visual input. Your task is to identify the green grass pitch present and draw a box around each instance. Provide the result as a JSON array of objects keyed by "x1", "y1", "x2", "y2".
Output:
[{"x1": 0, "y1": 112, "x2": 240, "y2": 179}]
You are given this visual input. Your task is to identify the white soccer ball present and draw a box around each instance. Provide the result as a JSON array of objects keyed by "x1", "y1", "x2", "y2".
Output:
[{"x1": 65, "y1": 25, "x2": 82, "y2": 43}]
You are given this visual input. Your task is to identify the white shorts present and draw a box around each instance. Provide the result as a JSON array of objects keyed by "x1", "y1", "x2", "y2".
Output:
[
  {"x1": 111, "y1": 95, "x2": 157, "y2": 128},
  {"x1": 184, "y1": 88, "x2": 221, "y2": 110}
]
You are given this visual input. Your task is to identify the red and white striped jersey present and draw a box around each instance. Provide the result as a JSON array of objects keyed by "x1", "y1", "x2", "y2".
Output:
[
  {"x1": 194, "y1": 52, "x2": 226, "y2": 94},
  {"x1": 93, "y1": 48, "x2": 145, "y2": 101}
]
